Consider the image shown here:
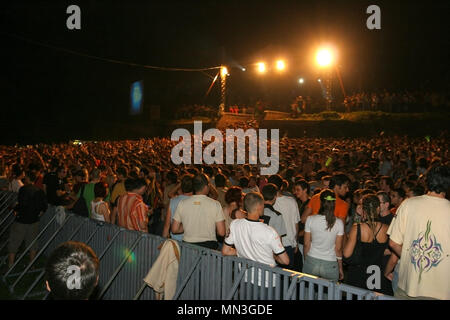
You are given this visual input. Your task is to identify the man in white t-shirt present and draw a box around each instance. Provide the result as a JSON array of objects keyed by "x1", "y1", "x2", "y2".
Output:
[
  {"x1": 268, "y1": 175, "x2": 300, "y2": 271},
  {"x1": 388, "y1": 165, "x2": 450, "y2": 300},
  {"x1": 172, "y1": 174, "x2": 225, "y2": 250},
  {"x1": 222, "y1": 192, "x2": 288, "y2": 266},
  {"x1": 222, "y1": 192, "x2": 289, "y2": 292}
]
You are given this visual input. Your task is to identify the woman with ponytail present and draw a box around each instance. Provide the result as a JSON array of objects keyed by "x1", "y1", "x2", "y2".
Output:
[
  {"x1": 303, "y1": 189, "x2": 344, "y2": 281},
  {"x1": 343, "y1": 194, "x2": 393, "y2": 295}
]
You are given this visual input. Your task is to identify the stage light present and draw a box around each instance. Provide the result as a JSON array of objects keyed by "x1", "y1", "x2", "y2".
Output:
[
  {"x1": 257, "y1": 62, "x2": 266, "y2": 73},
  {"x1": 242, "y1": 67, "x2": 246, "y2": 71},
  {"x1": 298, "y1": 78, "x2": 304, "y2": 84},
  {"x1": 275, "y1": 60, "x2": 286, "y2": 71},
  {"x1": 316, "y1": 48, "x2": 333, "y2": 67},
  {"x1": 221, "y1": 66, "x2": 229, "y2": 77},
  {"x1": 318, "y1": 78, "x2": 321, "y2": 82}
]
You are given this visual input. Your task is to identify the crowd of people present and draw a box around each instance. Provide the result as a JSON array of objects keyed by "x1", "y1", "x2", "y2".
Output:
[
  {"x1": 174, "y1": 104, "x2": 217, "y2": 119},
  {"x1": 1, "y1": 131, "x2": 449, "y2": 300},
  {"x1": 213, "y1": 90, "x2": 450, "y2": 117},
  {"x1": 342, "y1": 90, "x2": 449, "y2": 113}
]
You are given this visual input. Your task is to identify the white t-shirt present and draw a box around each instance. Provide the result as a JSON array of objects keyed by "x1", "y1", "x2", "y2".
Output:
[
  {"x1": 388, "y1": 195, "x2": 450, "y2": 300},
  {"x1": 91, "y1": 200, "x2": 106, "y2": 222},
  {"x1": 173, "y1": 195, "x2": 224, "y2": 243},
  {"x1": 225, "y1": 218, "x2": 285, "y2": 267},
  {"x1": 225, "y1": 218, "x2": 285, "y2": 287},
  {"x1": 274, "y1": 195, "x2": 300, "y2": 248},
  {"x1": 305, "y1": 215, "x2": 344, "y2": 261}
]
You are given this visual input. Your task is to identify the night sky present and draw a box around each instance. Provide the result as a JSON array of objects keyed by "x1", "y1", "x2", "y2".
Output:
[{"x1": 0, "y1": 0, "x2": 449, "y2": 141}]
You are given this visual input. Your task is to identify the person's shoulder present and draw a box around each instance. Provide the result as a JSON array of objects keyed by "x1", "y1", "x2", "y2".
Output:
[
  {"x1": 205, "y1": 196, "x2": 222, "y2": 206},
  {"x1": 257, "y1": 221, "x2": 277, "y2": 235},
  {"x1": 311, "y1": 192, "x2": 320, "y2": 199},
  {"x1": 286, "y1": 195, "x2": 298, "y2": 205},
  {"x1": 335, "y1": 217, "x2": 345, "y2": 228},
  {"x1": 337, "y1": 196, "x2": 349, "y2": 206},
  {"x1": 305, "y1": 213, "x2": 319, "y2": 223},
  {"x1": 310, "y1": 193, "x2": 320, "y2": 202},
  {"x1": 230, "y1": 217, "x2": 245, "y2": 228}
]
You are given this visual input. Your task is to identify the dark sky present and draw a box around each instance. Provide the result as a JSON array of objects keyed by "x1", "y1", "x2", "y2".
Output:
[{"x1": 0, "y1": 0, "x2": 449, "y2": 133}]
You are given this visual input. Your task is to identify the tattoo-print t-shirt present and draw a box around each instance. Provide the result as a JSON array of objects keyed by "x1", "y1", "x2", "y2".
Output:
[{"x1": 388, "y1": 195, "x2": 450, "y2": 300}]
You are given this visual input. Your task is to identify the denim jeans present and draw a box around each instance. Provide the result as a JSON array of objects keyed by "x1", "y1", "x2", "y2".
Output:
[
  {"x1": 303, "y1": 255, "x2": 339, "y2": 281},
  {"x1": 392, "y1": 263, "x2": 399, "y2": 293}
]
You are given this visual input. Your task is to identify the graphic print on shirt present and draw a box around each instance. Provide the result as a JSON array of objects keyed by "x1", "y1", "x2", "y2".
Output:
[{"x1": 409, "y1": 220, "x2": 443, "y2": 283}]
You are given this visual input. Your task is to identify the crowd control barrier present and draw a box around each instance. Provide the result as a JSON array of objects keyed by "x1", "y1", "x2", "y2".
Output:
[{"x1": 0, "y1": 191, "x2": 396, "y2": 300}]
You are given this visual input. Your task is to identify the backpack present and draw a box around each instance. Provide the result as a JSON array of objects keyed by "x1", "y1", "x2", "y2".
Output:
[{"x1": 72, "y1": 184, "x2": 89, "y2": 217}]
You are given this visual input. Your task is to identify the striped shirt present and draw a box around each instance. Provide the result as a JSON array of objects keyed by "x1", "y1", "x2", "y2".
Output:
[{"x1": 117, "y1": 192, "x2": 149, "y2": 232}]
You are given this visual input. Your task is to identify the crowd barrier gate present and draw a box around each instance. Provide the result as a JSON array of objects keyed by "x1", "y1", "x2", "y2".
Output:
[{"x1": 0, "y1": 191, "x2": 396, "y2": 300}]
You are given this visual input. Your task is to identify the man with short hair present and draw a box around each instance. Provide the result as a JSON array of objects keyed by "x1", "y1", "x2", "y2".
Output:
[
  {"x1": 388, "y1": 165, "x2": 450, "y2": 300},
  {"x1": 110, "y1": 166, "x2": 128, "y2": 207},
  {"x1": 43, "y1": 166, "x2": 68, "y2": 206},
  {"x1": 402, "y1": 180, "x2": 416, "y2": 198},
  {"x1": 8, "y1": 171, "x2": 47, "y2": 269},
  {"x1": 222, "y1": 191, "x2": 289, "y2": 268},
  {"x1": 302, "y1": 173, "x2": 350, "y2": 223},
  {"x1": 171, "y1": 174, "x2": 225, "y2": 250},
  {"x1": 294, "y1": 179, "x2": 311, "y2": 263},
  {"x1": 390, "y1": 188, "x2": 405, "y2": 215},
  {"x1": 380, "y1": 175, "x2": 394, "y2": 193},
  {"x1": 117, "y1": 178, "x2": 151, "y2": 232},
  {"x1": 162, "y1": 174, "x2": 194, "y2": 240},
  {"x1": 377, "y1": 191, "x2": 394, "y2": 225},
  {"x1": 267, "y1": 174, "x2": 300, "y2": 271},
  {"x1": 261, "y1": 184, "x2": 287, "y2": 243},
  {"x1": 214, "y1": 173, "x2": 228, "y2": 208},
  {"x1": 45, "y1": 241, "x2": 99, "y2": 300},
  {"x1": 163, "y1": 170, "x2": 178, "y2": 209},
  {"x1": 301, "y1": 173, "x2": 350, "y2": 223}
]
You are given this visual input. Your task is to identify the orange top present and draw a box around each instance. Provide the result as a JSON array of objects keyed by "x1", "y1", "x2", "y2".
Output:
[
  {"x1": 117, "y1": 192, "x2": 149, "y2": 232},
  {"x1": 306, "y1": 193, "x2": 349, "y2": 221}
]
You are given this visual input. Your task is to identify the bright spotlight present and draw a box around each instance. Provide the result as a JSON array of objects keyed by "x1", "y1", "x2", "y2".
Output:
[
  {"x1": 318, "y1": 78, "x2": 321, "y2": 82},
  {"x1": 257, "y1": 62, "x2": 266, "y2": 73},
  {"x1": 316, "y1": 48, "x2": 333, "y2": 67},
  {"x1": 275, "y1": 60, "x2": 286, "y2": 71},
  {"x1": 298, "y1": 78, "x2": 304, "y2": 84},
  {"x1": 221, "y1": 66, "x2": 229, "y2": 77},
  {"x1": 242, "y1": 67, "x2": 246, "y2": 71}
]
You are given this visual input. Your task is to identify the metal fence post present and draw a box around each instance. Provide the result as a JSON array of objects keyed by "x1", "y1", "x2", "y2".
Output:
[{"x1": 97, "y1": 235, "x2": 143, "y2": 299}]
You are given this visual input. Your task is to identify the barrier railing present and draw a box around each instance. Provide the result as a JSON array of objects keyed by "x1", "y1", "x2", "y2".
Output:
[{"x1": 0, "y1": 191, "x2": 396, "y2": 300}]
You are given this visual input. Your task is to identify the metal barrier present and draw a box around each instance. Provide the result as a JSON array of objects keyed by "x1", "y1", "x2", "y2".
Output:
[{"x1": 0, "y1": 191, "x2": 396, "y2": 300}]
